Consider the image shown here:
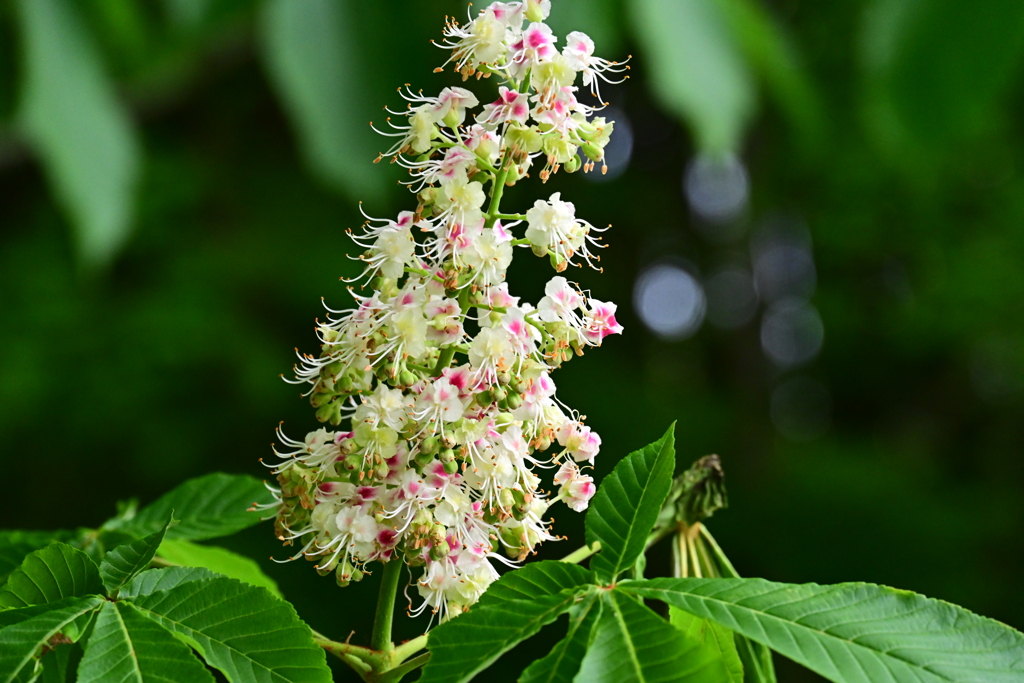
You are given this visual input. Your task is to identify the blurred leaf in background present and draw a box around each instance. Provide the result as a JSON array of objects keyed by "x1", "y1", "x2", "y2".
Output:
[
  {"x1": 629, "y1": 0, "x2": 820, "y2": 155},
  {"x1": 14, "y1": 0, "x2": 141, "y2": 268},
  {"x1": 260, "y1": 0, "x2": 382, "y2": 203},
  {"x1": 861, "y1": 0, "x2": 1024, "y2": 168}
]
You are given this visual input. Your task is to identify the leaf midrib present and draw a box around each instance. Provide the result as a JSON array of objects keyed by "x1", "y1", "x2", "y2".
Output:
[
  {"x1": 129, "y1": 601, "x2": 316, "y2": 681},
  {"x1": 628, "y1": 584, "x2": 1012, "y2": 683},
  {"x1": 599, "y1": 438, "x2": 671, "y2": 578},
  {"x1": 527, "y1": 592, "x2": 599, "y2": 683},
  {"x1": 607, "y1": 593, "x2": 648, "y2": 683},
  {"x1": 110, "y1": 603, "x2": 145, "y2": 683}
]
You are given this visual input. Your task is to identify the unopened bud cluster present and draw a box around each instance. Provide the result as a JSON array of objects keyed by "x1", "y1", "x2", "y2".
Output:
[{"x1": 266, "y1": 0, "x2": 625, "y2": 620}]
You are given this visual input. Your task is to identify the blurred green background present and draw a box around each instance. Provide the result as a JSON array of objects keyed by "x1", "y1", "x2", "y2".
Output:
[{"x1": 2, "y1": 0, "x2": 1023, "y2": 680}]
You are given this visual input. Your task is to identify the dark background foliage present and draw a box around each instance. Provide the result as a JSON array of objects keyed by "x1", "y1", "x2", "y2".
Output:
[{"x1": 1, "y1": 1, "x2": 1023, "y2": 680}]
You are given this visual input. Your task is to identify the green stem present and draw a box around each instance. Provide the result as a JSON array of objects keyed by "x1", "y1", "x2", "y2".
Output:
[
  {"x1": 380, "y1": 652, "x2": 431, "y2": 683},
  {"x1": 496, "y1": 212, "x2": 526, "y2": 221},
  {"x1": 560, "y1": 542, "x2": 600, "y2": 564},
  {"x1": 392, "y1": 634, "x2": 428, "y2": 663},
  {"x1": 371, "y1": 560, "x2": 403, "y2": 653},
  {"x1": 699, "y1": 525, "x2": 740, "y2": 578},
  {"x1": 484, "y1": 151, "x2": 513, "y2": 228},
  {"x1": 432, "y1": 347, "x2": 457, "y2": 376}
]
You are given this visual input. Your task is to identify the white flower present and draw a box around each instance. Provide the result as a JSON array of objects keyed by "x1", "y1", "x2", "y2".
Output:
[
  {"x1": 390, "y1": 307, "x2": 428, "y2": 359},
  {"x1": 537, "y1": 276, "x2": 583, "y2": 324},
  {"x1": 432, "y1": 87, "x2": 480, "y2": 126},
  {"x1": 416, "y1": 377, "x2": 465, "y2": 424},
  {"x1": 510, "y1": 22, "x2": 557, "y2": 78},
  {"x1": 582, "y1": 299, "x2": 624, "y2": 344},
  {"x1": 465, "y1": 124, "x2": 502, "y2": 162},
  {"x1": 372, "y1": 225, "x2": 415, "y2": 279},
  {"x1": 477, "y1": 87, "x2": 531, "y2": 128},
  {"x1": 469, "y1": 326, "x2": 514, "y2": 373},
  {"x1": 464, "y1": 223, "x2": 514, "y2": 286},
  {"x1": 553, "y1": 461, "x2": 596, "y2": 512},
  {"x1": 524, "y1": 192, "x2": 600, "y2": 267},
  {"x1": 440, "y1": 4, "x2": 511, "y2": 73},
  {"x1": 557, "y1": 421, "x2": 601, "y2": 464},
  {"x1": 359, "y1": 385, "x2": 411, "y2": 431},
  {"x1": 425, "y1": 297, "x2": 465, "y2": 346},
  {"x1": 437, "y1": 172, "x2": 487, "y2": 224},
  {"x1": 561, "y1": 30, "x2": 629, "y2": 100},
  {"x1": 562, "y1": 31, "x2": 594, "y2": 71}
]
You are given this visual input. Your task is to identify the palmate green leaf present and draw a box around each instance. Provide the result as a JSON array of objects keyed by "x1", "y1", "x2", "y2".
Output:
[
  {"x1": 155, "y1": 539, "x2": 282, "y2": 598},
  {"x1": 669, "y1": 608, "x2": 743, "y2": 683},
  {"x1": 0, "y1": 544, "x2": 102, "y2": 609},
  {"x1": 77, "y1": 601, "x2": 215, "y2": 683},
  {"x1": 478, "y1": 561, "x2": 593, "y2": 606},
  {"x1": 575, "y1": 589, "x2": 736, "y2": 683},
  {"x1": 586, "y1": 424, "x2": 676, "y2": 582},
  {"x1": 118, "y1": 567, "x2": 218, "y2": 601},
  {"x1": 518, "y1": 590, "x2": 602, "y2": 683},
  {"x1": 113, "y1": 473, "x2": 274, "y2": 542},
  {"x1": 126, "y1": 575, "x2": 331, "y2": 683},
  {"x1": 260, "y1": 0, "x2": 382, "y2": 201},
  {"x1": 624, "y1": 577, "x2": 1024, "y2": 683},
  {"x1": 0, "y1": 596, "x2": 104, "y2": 683},
  {"x1": 420, "y1": 562, "x2": 595, "y2": 683},
  {"x1": 99, "y1": 519, "x2": 173, "y2": 595},
  {"x1": 0, "y1": 533, "x2": 77, "y2": 585},
  {"x1": 13, "y1": 0, "x2": 141, "y2": 268}
]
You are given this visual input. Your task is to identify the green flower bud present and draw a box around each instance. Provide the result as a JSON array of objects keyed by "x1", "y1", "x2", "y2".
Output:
[
  {"x1": 399, "y1": 370, "x2": 417, "y2": 387},
  {"x1": 506, "y1": 393, "x2": 522, "y2": 410},
  {"x1": 564, "y1": 155, "x2": 582, "y2": 173},
  {"x1": 476, "y1": 389, "x2": 492, "y2": 406},
  {"x1": 504, "y1": 163, "x2": 522, "y2": 185},
  {"x1": 525, "y1": 0, "x2": 545, "y2": 22},
  {"x1": 309, "y1": 392, "x2": 333, "y2": 408},
  {"x1": 439, "y1": 448, "x2": 456, "y2": 463},
  {"x1": 315, "y1": 401, "x2": 338, "y2": 424},
  {"x1": 430, "y1": 540, "x2": 451, "y2": 561},
  {"x1": 421, "y1": 436, "x2": 440, "y2": 454},
  {"x1": 316, "y1": 555, "x2": 338, "y2": 576},
  {"x1": 499, "y1": 489, "x2": 516, "y2": 510},
  {"x1": 443, "y1": 459, "x2": 459, "y2": 475}
]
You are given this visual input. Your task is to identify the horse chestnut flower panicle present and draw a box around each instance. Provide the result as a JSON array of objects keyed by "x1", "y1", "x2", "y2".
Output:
[{"x1": 264, "y1": 0, "x2": 627, "y2": 621}]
